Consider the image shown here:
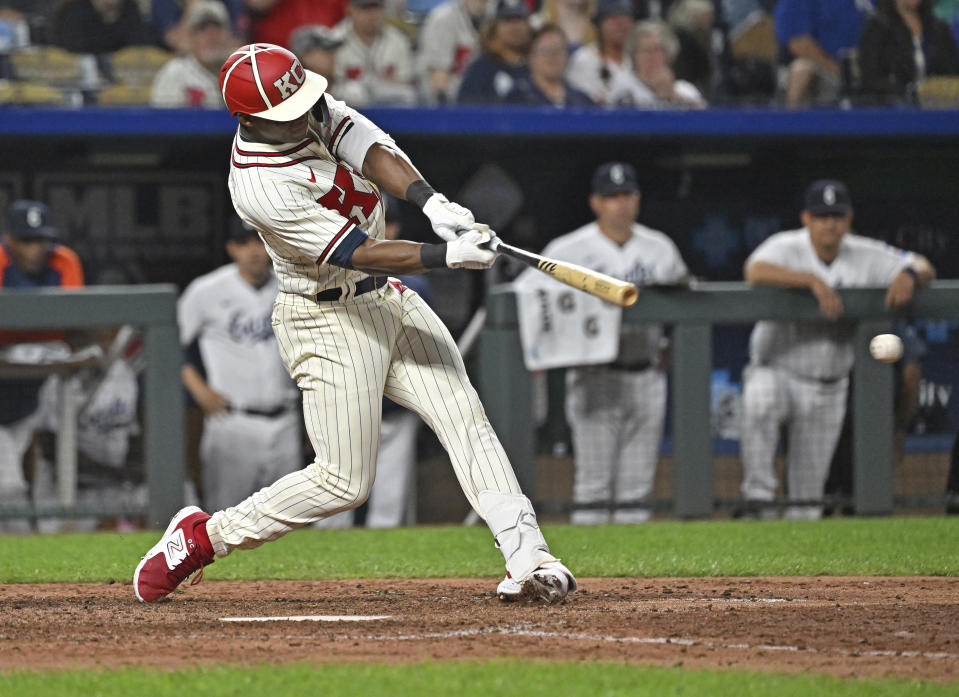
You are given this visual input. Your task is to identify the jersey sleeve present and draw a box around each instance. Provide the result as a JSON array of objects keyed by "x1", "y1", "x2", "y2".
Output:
[
  {"x1": 177, "y1": 280, "x2": 206, "y2": 347},
  {"x1": 858, "y1": 237, "x2": 916, "y2": 284},
  {"x1": 234, "y1": 175, "x2": 368, "y2": 269},
  {"x1": 49, "y1": 245, "x2": 84, "y2": 286},
  {"x1": 746, "y1": 233, "x2": 794, "y2": 268},
  {"x1": 655, "y1": 236, "x2": 689, "y2": 284},
  {"x1": 317, "y1": 96, "x2": 406, "y2": 174},
  {"x1": 417, "y1": 10, "x2": 455, "y2": 72}
]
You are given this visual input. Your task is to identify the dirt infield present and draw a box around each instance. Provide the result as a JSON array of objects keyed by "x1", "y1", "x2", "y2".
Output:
[{"x1": 1, "y1": 577, "x2": 957, "y2": 681}]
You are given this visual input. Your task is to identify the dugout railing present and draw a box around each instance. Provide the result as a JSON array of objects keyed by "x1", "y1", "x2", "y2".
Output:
[
  {"x1": 478, "y1": 281, "x2": 959, "y2": 518},
  {"x1": 0, "y1": 285, "x2": 183, "y2": 528}
]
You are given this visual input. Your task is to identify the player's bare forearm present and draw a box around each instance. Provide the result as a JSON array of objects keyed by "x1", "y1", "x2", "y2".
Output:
[
  {"x1": 787, "y1": 36, "x2": 839, "y2": 74},
  {"x1": 361, "y1": 144, "x2": 424, "y2": 200},
  {"x1": 350, "y1": 237, "x2": 430, "y2": 275},
  {"x1": 181, "y1": 364, "x2": 229, "y2": 414}
]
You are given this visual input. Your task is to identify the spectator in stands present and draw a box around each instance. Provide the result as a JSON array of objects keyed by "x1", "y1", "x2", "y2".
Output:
[
  {"x1": 535, "y1": 0, "x2": 595, "y2": 52},
  {"x1": 859, "y1": 0, "x2": 959, "y2": 104},
  {"x1": 0, "y1": 200, "x2": 83, "y2": 533},
  {"x1": 49, "y1": 0, "x2": 157, "y2": 55},
  {"x1": 506, "y1": 23, "x2": 595, "y2": 105},
  {"x1": 245, "y1": 0, "x2": 348, "y2": 48},
  {"x1": 457, "y1": 0, "x2": 532, "y2": 103},
  {"x1": 151, "y1": 0, "x2": 244, "y2": 54},
  {"x1": 151, "y1": 1, "x2": 234, "y2": 108},
  {"x1": 608, "y1": 19, "x2": 706, "y2": 106},
  {"x1": 416, "y1": 0, "x2": 487, "y2": 103},
  {"x1": 667, "y1": 0, "x2": 719, "y2": 98},
  {"x1": 567, "y1": 0, "x2": 636, "y2": 106},
  {"x1": 774, "y1": 0, "x2": 875, "y2": 107},
  {"x1": 334, "y1": 0, "x2": 417, "y2": 106},
  {"x1": 290, "y1": 24, "x2": 365, "y2": 103},
  {"x1": 738, "y1": 180, "x2": 935, "y2": 520}
]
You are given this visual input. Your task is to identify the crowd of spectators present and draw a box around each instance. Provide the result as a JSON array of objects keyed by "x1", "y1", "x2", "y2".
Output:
[{"x1": 0, "y1": 0, "x2": 956, "y2": 108}]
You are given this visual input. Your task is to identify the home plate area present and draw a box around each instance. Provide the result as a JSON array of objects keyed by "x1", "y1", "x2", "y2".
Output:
[{"x1": 0, "y1": 577, "x2": 956, "y2": 681}]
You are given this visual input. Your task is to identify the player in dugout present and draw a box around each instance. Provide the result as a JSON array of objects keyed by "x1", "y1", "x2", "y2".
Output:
[{"x1": 133, "y1": 43, "x2": 576, "y2": 605}]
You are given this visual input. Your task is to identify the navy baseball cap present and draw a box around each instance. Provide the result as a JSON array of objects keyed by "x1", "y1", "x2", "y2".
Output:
[
  {"x1": 228, "y1": 218, "x2": 259, "y2": 241},
  {"x1": 593, "y1": 0, "x2": 633, "y2": 23},
  {"x1": 804, "y1": 179, "x2": 852, "y2": 216},
  {"x1": 496, "y1": 0, "x2": 530, "y2": 19},
  {"x1": 591, "y1": 162, "x2": 639, "y2": 196},
  {"x1": 350, "y1": 0, "x2": 384, "y2": 7},
  {"x1": 6, "y1": 200, "x2": 58, "y2": 241}
]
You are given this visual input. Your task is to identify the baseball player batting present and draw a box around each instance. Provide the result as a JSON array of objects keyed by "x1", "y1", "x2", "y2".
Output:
[{"x1": 133, "y1": 43, "x2": 575, "y2": 604}]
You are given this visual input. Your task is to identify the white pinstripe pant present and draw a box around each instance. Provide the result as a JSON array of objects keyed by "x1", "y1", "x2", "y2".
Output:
[
  {"x1": 206, "y1": 282, "x2": 522, "y2": 556},
  {"x1": 740, "y1": 365, "x2": 848, "y2": 519},
  {"x1": 565, "y1": 366, "x2": 667, "y2": 525}
]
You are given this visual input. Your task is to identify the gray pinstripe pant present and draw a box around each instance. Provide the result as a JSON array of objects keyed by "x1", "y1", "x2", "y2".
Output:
[
  {"x1": 565, "y1": 366, "x2": 667, "y2": 524},
  {"x1": 207, "y1": 282, "x2": 521, "y2": 556},
  {"x1": 740, "y1": 365, "x2": 848, "y2": 519}
]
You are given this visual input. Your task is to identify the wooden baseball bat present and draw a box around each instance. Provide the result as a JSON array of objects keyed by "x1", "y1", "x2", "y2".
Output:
[{"x1": 490, "y1": 238, "x2": 639, "y2": 308}]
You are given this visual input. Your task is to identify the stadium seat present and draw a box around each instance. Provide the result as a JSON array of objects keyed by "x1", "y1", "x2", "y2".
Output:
[
  {"x1": 0, "y1": 81, "x2": 70, "y2": 106},
  {"x1": 10, "y1": 46, "x2": 84, "y2": 85},
  {"x1": 96, "y1": 83, "x2": 153, "y2": 106},
  {"x1": 109, "y1": 46, "x2": 173, "y2": 87},
  {"x1": 918, "y1": 76, "x2": 959, "y2": 108}
]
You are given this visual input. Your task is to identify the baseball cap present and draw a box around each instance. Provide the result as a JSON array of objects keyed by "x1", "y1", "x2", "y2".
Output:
[
  {"x1": 186, "y1": 0, "x2": 230, "y2": 31},
  {"x1": 593, "y1": 0, "x2": 634, "y2": 23},
  {"x1": 290, "y1": 25, "x2": 344, "y2": 55},
  {"x1": 496, "y1": 0, "x2": 530, "y2": 20},
  {"x1": 804, "y1": 179, "x2": 852, "y2": 216},
  {"x1": 591, "y1": 162, "x2": 639, "y2": 196},
  {"x1": 350, "y1": 0, "x2": 384, "y2": 6},
  {"x1": 228, "y1": 218, "x2": 260, "y2": 242},
  {"x1": 6, "y1": 200, "x2": 58, "y2": 241},
  {"x1": 220, "y1": 43, "x2": 328, "y2": 121}
]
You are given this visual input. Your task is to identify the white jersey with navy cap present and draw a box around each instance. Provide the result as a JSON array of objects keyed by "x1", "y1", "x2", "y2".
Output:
[{"x1": 747, "y1": 228, "x2": 916, "y2": 380}]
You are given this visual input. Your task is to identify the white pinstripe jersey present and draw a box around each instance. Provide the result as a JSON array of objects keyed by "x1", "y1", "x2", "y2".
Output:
[{"x1": 228, "y1": 96, "x2": 396, "y2": 297}]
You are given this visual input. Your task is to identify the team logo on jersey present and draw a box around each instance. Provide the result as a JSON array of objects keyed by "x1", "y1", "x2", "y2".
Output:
[
  {"x1": 273, "y1": 60, "x2": 306, "y2": 99},
  {"x1": 317, "y1": 166, "x2": 379, "y2": 224}
]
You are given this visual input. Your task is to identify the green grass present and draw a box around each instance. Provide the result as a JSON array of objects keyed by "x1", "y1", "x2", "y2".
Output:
[
  {"x1": 3, "y1": 518, "x2": 958, "y2": 694},
  {"x1": 2, "y1": 661, "x2": 957, "y2": 697},
  {"x1": 0, "y1": 516, "x2": 957, "y2": 584}
]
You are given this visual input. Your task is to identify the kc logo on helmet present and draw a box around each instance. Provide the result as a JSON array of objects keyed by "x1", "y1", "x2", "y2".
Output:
[{"x1": 273, "y1": 60, "x2": 306, "y2": 99}]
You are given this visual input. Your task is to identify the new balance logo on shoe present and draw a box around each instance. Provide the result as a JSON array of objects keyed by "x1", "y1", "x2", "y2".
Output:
[
  {"x1": 134, "y1": 506, "x2": 214, "y2": 603},
  {"x1": 163, "y1": 529, "x2": 191, "y2": 570}
]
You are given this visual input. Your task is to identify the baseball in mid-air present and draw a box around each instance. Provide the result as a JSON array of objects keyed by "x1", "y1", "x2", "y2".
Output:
[{"x1": 869, "y1": 333, "x2": 904, "y2": 363}]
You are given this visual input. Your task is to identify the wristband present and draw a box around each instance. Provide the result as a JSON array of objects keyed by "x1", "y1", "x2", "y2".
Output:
[
  {"x1": 420, "y1": 243, "x2": 447, "y2": 269},
  {"x1": 903, "y1": 266, "x2": 919, "y2": 283},
  {"x1": 405, "y1": 180, "x2": 436, "y2": 209}
]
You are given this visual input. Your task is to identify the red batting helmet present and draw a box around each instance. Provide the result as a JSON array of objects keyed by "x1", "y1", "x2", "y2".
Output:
[{"x1": 219, "y1": 43, "x2": 328, "y2": 121}]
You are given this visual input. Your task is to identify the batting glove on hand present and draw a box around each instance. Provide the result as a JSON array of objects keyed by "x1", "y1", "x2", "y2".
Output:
[
  {"x1": 423, "y1": 193, "x2": 474, "y2": 242},
  {"x1": 446, "y1": 227, "x2": 498, "y2": 269}
]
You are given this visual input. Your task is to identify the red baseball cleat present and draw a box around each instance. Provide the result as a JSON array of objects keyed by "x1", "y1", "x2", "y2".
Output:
[{"x1": 133, "y1": 506, "x2": 214, "y2": 603}]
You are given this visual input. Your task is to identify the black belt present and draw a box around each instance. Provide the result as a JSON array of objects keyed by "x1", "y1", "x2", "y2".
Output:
[
  {"x1": 607, "y1": 360, "x2": 652, "y2": 372},
  {"x1": 229, "y1": 405, "x2": 290, "y2": 418},
  {"x1": 316, "y1": 276, "x2": 386, "y2": 302}
]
